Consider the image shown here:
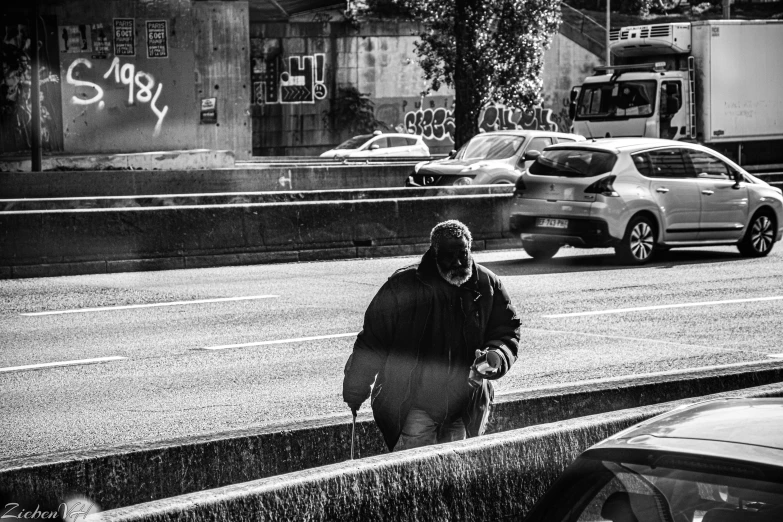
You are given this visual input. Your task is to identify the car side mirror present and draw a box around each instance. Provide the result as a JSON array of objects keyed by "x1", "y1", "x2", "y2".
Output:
[
  {"x1": 370, "y1": 144, "x2": 380, "y2": 150},
  {"x1": 732, "y1": 170, "x2": 744, "y2": 188},
  {"x1": 524, "y1": 150, "x2": 541, "y2": 162},
  {"x1": 449, "y1": 149, "x2": 457, "y2": 159}
]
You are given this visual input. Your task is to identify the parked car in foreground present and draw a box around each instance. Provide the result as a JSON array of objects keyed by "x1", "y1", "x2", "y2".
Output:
[
  {"x1": 320, "y1": 131, "x2": 429, "y2": 158},
  {"x1": 523, "y1": 398, "x2": 783, "y2": 522},
  {"x1": 510, "y1": 138, "x2": 783, "y2": 263},
  {"x1": 405, "y1": 130, "x2": 585, "y2": 187}
]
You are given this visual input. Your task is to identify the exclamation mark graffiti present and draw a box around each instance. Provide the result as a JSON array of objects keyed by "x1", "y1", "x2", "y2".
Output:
[{"x1": 314, "y1": 53, "x2": 327, "y2": 100}]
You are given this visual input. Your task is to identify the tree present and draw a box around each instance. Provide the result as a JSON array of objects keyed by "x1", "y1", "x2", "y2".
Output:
[{"x1": 347, "y1": 0, "x2": 561, "y2": 147}]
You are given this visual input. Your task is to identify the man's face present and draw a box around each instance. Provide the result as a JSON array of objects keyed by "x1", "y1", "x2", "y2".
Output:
[{"x1": 435, "y1": 235, "x2": 472, "y2": 286}]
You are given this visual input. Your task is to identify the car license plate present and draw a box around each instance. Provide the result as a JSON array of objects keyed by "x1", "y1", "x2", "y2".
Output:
[{"x1": 537, "y1": 218, "x2": 568, "y2": 229}]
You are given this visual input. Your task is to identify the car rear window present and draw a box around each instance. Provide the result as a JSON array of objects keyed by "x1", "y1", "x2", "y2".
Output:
[{"x1": 529, "y1": 149, "x2": 617, "y2": 177}]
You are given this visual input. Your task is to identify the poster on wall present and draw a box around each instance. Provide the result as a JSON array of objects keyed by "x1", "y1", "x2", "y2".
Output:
[
  {"x1": 90, "y1": 23, "x2": 112, "y2": 58},
  {"x1": 200, "y1": 98, "x2": 217, "y2": 124},
  {"x1": 146, "y1": 20, "x2": 168, "y2": 58},
  {"x1": 113, "y1": 18, "x2": 135, "y2": 56},
  {"x1": 58, "y1": 25, "x2": 91, "y2": 53}
]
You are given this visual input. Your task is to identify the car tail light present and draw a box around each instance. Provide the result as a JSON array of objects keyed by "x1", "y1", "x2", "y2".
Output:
[{"x1": 585, "y1": 175, "x2": 619, "y2": 197}]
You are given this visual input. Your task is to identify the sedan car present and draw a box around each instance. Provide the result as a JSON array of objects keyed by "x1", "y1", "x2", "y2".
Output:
[
  {"x1": 405, "y1": 130, "x2": 585, "y2": 187},
  {"x1": 320, "y1": 131, "x2": 429, "y2": 158},
  {"x1": 509, "y1": 138, "x2": 783, "y2": 263},
  {"x1": 523, "y1": 398, "x2": 783, "y2": 522}
]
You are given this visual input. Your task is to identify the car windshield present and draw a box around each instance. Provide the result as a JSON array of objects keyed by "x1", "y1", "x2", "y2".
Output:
[
  {"x1": 524, "y1": 455, "x2": 783, "y2": 522},
  {"x1": 528, "y1": 149, "x2": 617, "y2": 177},
  {"x1": 456, "y1": 135, "x2": 526, "y2": 161},
  {"x1": 335, "y1": 135, "x2": 373, "y2": 150},
  {"x1": 576, "y1": 80, "x2": 657, "y2": 119}
]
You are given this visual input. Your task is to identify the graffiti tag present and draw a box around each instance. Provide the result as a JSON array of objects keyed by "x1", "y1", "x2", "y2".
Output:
[
  {"x1": 65, "y1": 56, "x2": 169, "y2": 136},
  {"x1": 401, "y1": 102, "x2": 559, "y2": 144},
  {"x1": 256, "y1": 54, "x2": 327, "y2": 105},
  {"x1": 403, "y1": 107, "x2": 455, "y2": 142},
  {"x1": 478, "y1": 104, "x2": 559, "y2": 133}
]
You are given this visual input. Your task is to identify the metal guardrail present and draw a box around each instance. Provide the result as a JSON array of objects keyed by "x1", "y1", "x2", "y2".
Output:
[{"x1": 237, "y1": 155, "x2": 446, "y2": 167}]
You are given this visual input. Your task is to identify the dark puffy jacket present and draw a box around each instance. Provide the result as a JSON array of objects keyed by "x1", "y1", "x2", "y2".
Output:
[{"x1": 343, "y1": 249, "x2": 521, "y2": 450}]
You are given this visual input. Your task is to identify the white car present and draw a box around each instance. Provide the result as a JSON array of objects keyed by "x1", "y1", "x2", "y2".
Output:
[
  {"x1": 523, "y1": 398, "x2": 783, "y2": 522},
  {"x1": 510, "y1": 138, "x2": 783, "y2": 263},
  {"x1": 407, "y1": 130, "x2": 585, "y2": 187},
  {"x1": 320, "y1": 131, "x2": 429, "y2": 159}
]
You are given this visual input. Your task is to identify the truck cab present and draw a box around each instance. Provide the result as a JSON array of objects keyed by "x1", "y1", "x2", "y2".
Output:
[
  {"x1": 572, "y1": 64, "x2": 690, "y2": 141},
  {"x1": 570, "y1": 23, "x2": 693, "y2": 142}
]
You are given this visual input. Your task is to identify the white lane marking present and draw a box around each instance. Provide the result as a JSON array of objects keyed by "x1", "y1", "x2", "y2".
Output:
[
  {"x1": 524, "y1": 327, "x2": 715, "y2": 350},
  {"x1": 0, "y1": 356, "x2": 126, "y2": 374},
  {"x1": 542, "y1": 295, "x2": 783, "y2": 318},
  {"x1": 21, "y1": 295, "x2": 279, "y2": 317},
  {"x1": 203, "y1": 332, "x2": 359, "y2": 351},
  {"x1": 769, "y1": 354, "x2": 783, "y2": 358}
]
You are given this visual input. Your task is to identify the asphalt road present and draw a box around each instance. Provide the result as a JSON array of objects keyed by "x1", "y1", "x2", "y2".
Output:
[{"x1": 2, "y1": 245, "x2": 783, "y2": 462}]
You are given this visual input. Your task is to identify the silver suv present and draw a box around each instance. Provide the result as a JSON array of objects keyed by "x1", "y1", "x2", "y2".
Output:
[{"x1": 509, "y1": 138, "x2": 783, "y2": 264}]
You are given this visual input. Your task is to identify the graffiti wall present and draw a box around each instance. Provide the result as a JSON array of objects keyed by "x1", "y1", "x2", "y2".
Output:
[
  {"x1": 251, "y1": 22, "x2": 603, "y2": 156},
  {"x1": 0, "y1": 14, "x2": 64, "y2": 153},
  {"x1": 58, "y1": 8, "x2": 196, "y2": 154}
]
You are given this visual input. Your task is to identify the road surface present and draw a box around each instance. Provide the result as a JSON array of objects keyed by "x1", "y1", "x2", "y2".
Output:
[{"x1": 2, "y1": 245, "x2": 782, "y2": 461}]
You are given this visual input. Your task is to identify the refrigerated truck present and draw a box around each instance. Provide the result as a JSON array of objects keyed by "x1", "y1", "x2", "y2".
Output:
[{"x1": 569, "y1": 20, "x2": 783, "y2": 170}]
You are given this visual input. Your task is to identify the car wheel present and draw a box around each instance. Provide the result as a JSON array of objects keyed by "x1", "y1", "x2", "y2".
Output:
[
  {"x1": 522, "y1": 240, "x2": 560, "y2": 260},
  {"x1": 615, "y1": 215, "x2": 656, "y2": 264},
  {"x1": 738, "y1": 211, "x2": 776, "y2": 257}
]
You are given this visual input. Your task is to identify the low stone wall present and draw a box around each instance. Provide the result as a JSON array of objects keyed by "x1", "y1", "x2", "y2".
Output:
[
  {"x1": 88, "y1": 381, "x2": 783, "y2": 522},
  {"x1": 0, "y1": 191, "x2": 515, "y2": 278},
  {"x1": 2, "y1": 360, "x2": 781, "y2": 512}
]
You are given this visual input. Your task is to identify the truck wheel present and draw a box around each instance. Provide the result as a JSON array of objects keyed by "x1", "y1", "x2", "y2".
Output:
[
  {"x1": 738, "y1": 211, "x2": 776, "y2": 257},
  {"x1": 522, "y1": 241, "x2": 560, "y2": 260},
  {"x1": 615, "y1": 215, "x2": 656, "y2": 265}
]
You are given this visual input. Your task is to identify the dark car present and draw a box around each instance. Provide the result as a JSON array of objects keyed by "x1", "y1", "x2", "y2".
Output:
[
  {"x1": 405, "y1": 130, "x2": 585, "y2": 187},
  {"x1": 523, "y1": 398, "x2": 783, "y2": 522}
]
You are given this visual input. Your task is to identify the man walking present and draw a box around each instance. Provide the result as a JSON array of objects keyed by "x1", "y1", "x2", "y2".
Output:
[{"x1": 343, "y1": 220, "x2": 521, "y2": 451}]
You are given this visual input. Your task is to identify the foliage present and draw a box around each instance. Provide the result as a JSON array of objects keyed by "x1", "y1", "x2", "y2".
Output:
[
  {"x1": 347, "y1": 0, "x2": 562, "y2": 147},
  {"x1": 322, "y1": 85, "x2": 384, "y2": 136}
]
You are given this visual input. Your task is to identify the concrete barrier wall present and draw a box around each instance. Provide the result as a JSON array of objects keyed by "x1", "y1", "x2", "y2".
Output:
[
  {"x1": 0, "y1": 165, "x2": 414, "y2": 199},
  {"x1": 91, "y1": 381, "x2": 783, "y2": 522},
  {"x1": 0, "y1": 193, "x2": 516, "y2": 278},
  {"x1": 2, "y1": 360, "x2": 782, "y2": 511}
]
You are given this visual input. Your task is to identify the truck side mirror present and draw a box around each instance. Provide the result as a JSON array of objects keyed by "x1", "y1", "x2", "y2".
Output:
[{"x1": 568, "y1": 87, "x2": 580, "y2": 120}]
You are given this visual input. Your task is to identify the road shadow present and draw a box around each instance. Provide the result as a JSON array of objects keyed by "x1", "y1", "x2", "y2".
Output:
[{"x1": 481, "y1": 247, "x2": 745, "y2": 277}]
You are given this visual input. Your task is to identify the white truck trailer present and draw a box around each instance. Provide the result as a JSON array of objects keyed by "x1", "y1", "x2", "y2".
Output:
[{"x1": 569, "y1": 20, "x2": 783, "y2": 170}]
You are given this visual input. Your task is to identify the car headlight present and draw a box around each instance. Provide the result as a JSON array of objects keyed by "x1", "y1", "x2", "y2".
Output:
[{"x1": 453, "y1": 177, "x2": 473, "y2": 186}]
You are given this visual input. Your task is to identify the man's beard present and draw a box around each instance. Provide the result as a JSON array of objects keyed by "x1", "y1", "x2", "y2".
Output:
[{"x1": 437, "y1": 260, "x2": 472, "y2": 287}]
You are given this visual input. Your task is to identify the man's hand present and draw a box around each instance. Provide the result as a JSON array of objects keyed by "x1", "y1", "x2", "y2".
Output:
[{"x1": 473, "y1": 349, "x2": 500, "y2": 375}]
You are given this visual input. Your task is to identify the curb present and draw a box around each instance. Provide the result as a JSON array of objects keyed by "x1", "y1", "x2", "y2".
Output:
[{"x1": 2, "y1": 359, "x2": 782, "y2": 510}]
